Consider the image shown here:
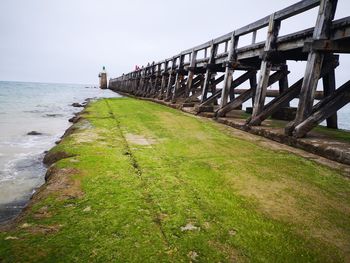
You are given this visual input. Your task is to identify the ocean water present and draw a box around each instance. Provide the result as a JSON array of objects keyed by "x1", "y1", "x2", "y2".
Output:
[{"x1": 0, "y1": 81, "x2": 119, "y2": 223}]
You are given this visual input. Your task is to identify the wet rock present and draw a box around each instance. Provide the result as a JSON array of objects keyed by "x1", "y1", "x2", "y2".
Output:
[
  {"x1": 44, "y1": 114, "x2": 64, "y2": 118},
  {"x1": 71, "y1": 102, "x2": 84, "y2": 108},
  {"x1": 43, "y1": 151, "x2": 74, "y2": 167},
  {"x1": 27, "y1": 131, "x2": 43, "y2": 136}
]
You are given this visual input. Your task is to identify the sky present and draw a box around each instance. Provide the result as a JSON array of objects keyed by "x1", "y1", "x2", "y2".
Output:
[{"x1": 0, "y1": 0, "x2": 349, "y2": 85}]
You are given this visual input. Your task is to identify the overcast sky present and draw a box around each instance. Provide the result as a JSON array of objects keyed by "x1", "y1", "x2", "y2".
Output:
[{"x1": 0, "y1": 0, "x2": 349, "y2": 85}]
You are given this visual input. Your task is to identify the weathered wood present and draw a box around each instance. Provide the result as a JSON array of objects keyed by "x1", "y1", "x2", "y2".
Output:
[
  {"x1": 303, "y1": 39, "x2": 350, "y2": 53},
  {"x1": 252, "y1": 13, "x2": 281, "y2": 119},
  {"x1": 172, "y1": 55, "x2": 185, "y2": 101},
  {"x1": 185, "y1": 50, "x2": 198, "y2": 98},
  {"x1": 158, "y1": 61, "x2": 169, "y2": 99},
  {"x1": 252, "y1": 30, "x2": 257, "y2": 44},
  {"x1": 200, "y1": 42, "x2": 218, "y2": 102},
  {"x1": 293, "y1": 80, "x2": 350, "y2": 138},
  {"x1": 217, "y1": 70, "x2": 287, "y2": 117},
  {"x1": 165, "y1": 58, "x2": 177, "y2": 101},
  {"x1": 322, "y1": 68, "x2": 338, "y2": 128},
  {"x1": 287, "y1": 0, "x2": 338, "y2": 135},
  {"x1": 278, "y1": 63, "x2": 290, "y2": 107},
  {"x1": 216, "y1": 89, "x2": 253, "y2": 117},
  {"x1": 220, "y1": 33, "x2": 238, "y2": 108},
  {"x1": 248, "y1": 57, "x2": 338, "y2": 126},
  {"x1": 248, "y1": 79, "x2": 303, "y2": 125},
  {"x1": 229, "y1": 71, "x2": 257, "y2": 100}
]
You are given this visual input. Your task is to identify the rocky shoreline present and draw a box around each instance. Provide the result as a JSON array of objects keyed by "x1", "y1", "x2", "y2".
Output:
[{"x1": 0, "y1": 102, "x2": 88, "y2": 229}]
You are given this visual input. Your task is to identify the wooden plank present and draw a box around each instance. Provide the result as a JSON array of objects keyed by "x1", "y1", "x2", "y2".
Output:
[{"x1": 293, "y1": 80, "x2": 350, "y2": 137}]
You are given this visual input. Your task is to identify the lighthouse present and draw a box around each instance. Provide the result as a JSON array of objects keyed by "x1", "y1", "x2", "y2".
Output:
[{"x1": 98, "y1": 66, "x2": 108, "y2": 89}]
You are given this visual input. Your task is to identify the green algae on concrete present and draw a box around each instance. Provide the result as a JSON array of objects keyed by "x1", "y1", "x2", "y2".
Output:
[{"x1": 0, "y1": 97, "x2": 350, "y2": 262}]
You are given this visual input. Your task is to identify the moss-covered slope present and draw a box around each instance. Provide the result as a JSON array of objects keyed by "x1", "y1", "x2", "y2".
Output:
[{"x1": 1, "y1": 98, "x2": 349, "y2": 262}]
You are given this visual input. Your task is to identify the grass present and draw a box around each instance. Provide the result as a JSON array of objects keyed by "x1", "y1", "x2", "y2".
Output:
[{"x1": 0, "y1": 97, "x2": 349, "y2": 262}]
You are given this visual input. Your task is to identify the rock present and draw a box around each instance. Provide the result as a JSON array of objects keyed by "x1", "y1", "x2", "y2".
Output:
[
  {"x1": 27, "y1": 131, "x2": 43, "y2": 136},
  {"x1": 20, "y1": 223, "x2": 31, "y2": 228},
  {"x1": 83, "y1": 206, "x2": 91, "y2": 212},
  {"x1": 5, "y1": 236, "x2": 19, "y2": 240},
  {"x1": 229, "y1": 229, "x2": 237, "y2": 236},
  {"x1": 43, "y1": 151, "x2": 74, "y2": 166},
  {"x1": 44, "y1": 113, "x2": 64, "y2": 118},
  {"x1": 187, "y1": 251, "x2": 199, "y2": 261},
  {"x1": 180, "y1": 223, "x2": 200, "y2": 231},
  {"x1": 71, "y1": 102, "x2": 84, "y2": 108}
]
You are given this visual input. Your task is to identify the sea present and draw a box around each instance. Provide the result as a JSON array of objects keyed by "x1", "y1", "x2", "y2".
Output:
[{"x1": 0, "y1": 81, "x2": 119, "y2": 223}]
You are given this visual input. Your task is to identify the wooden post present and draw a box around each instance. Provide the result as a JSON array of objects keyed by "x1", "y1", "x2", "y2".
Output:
[
  {"x1": 158, "y1": 61, "x2": 169, "y2": 99},
  {"x1": 252, "y1": 30, "x2": 257, "y2": 44},
  {"x1": 185, "y1": 49, "x2": 197, "y2": 98},
  {"x1": 278, "y1": 63, "x2": 290, "y2": 107},
  {"x1": 293, "y1": 80, "x2": 350, "y2": 137},
  {"x1": 220, "y1": 33, "x2": 238, "y2": 109},
  {"x1": 200, "y1": 43, "x2": 218, "y2": 103},
  {"x1": 287, "y1": 0, "x2": 338, "y2": 135},
  {"x1": 251, "y1": 13, "x2": 281, "y2": 119},
  {"x1": 250, "y1": 73, "x2": 258, "y2": 107},
  {"x1": 322, "y1": 68, "x2": 338, "y2": 128},
  {"x1": 172, "y1": 55, "x2": 185, "y2": 102},
  {"x1": 165, "y1": 58, "x2": 177, "y2": 101}
]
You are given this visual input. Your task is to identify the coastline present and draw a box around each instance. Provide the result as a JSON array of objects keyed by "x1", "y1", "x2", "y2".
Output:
[
  {"x1": 0, "y1": 103, "x2": 87, "y2": 228},
  {"x1": 1, "y1": 97, "x2": 349, "y2": 262}
]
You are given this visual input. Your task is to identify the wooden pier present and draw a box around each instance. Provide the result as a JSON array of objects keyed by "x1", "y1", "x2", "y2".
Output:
[{"x1": 109, "y1": 0, "x2": 350, "y2": 165}]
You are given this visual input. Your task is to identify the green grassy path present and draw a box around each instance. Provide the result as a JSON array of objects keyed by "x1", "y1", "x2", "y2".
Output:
[{"x1": 1, "y1": 98, "x2": 349, "y2": 262}]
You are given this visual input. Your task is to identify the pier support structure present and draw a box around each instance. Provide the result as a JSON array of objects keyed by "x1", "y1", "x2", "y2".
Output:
[{"x1": 109, "y1": 0, "x2": 350, "y2": 138}]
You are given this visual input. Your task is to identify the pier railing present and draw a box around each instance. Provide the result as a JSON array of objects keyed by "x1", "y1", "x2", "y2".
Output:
[{"x1": 109, "y1": 0, "x2": 350, "y2": 138}]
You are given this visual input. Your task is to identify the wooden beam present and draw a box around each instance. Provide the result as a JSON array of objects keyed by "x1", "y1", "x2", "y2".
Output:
[
  {"x1": 293, "y1": 80, "x2": 350, "y2": 138},
  {"x1": 323, "y1": 68, "x2": 338, "y2": 128},
  {"x1": 220, "y1": 33, "x2": 238, "y2": 108},
  {"x1": 158, "y1": 61, "x2": 169, "y2": 99},
  {"x1": 185, "y1": 50, "x2": 198, "y2": 98},
  {"x1": 172, "y1": 55, "x2": 185, "y2": 102},
  {"x1": 251, "y1": 13, "x2": 281, "y2": 119},
  {"x1": 303, "y1": 39, "x2": 350, "y2": 53},
  {"x1": 165, "y1": 58, "x2": 177, "y2": 101},
  {"x1": 217, "y1": 69, "x2": 287, "y2": 117},
  {"x1": 200, "y1": 42, "x2": 218, "y2": 103}
]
